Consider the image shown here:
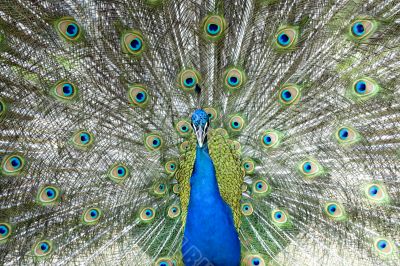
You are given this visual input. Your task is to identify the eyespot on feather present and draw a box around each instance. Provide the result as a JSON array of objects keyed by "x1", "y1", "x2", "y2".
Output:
[
  {"x1": 36, "y1": 185, "x2": 61, "y2": 205},
  {"x1": 121, "y1": 30, "x2": 145, "y2": 56},
  {"x1": 32, "y1": 239, "x2": 54, "y2": 258},
  {"x1": 55, "y1": 17, "x2": 82, "y2": 41},
  {"x1": 82, "y1": 208, "x2": 102, "y2": 225},
  {"x1": 144, "y1": 133, "x2": 164, "y2": 151},
  {"x1": 278, "y1": 83, "x2": 301, "y2": 105},
  {"x1": 128, "y1": 84, "x2": 150, "y2": 108},
  {"x1": 202, "y1": 14, "x2": 226, "y2": 41},
  {"x1": 71, "y1": 130, "x2": 94, "y2": 150},
  {"x1": 1, "y1": 154, "x2": 25, "y2": 176}
]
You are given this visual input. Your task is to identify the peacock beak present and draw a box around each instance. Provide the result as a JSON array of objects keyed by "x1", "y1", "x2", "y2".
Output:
[{"x1": 193, "y1": 123, "x2": 208, "y2": 148}]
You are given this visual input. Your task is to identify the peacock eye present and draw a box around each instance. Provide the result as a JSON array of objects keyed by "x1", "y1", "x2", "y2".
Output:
[
  {"x1": 202, "y1": 15, "x2": 226, "y2": 41},
  {"x1": 324, "y1": 202, "x2": 347, "y2": 221},
  {"x1": 1, "y1": 154, "x2": 25, "y2": 176},
  {"x1": 335, "y1": 126, "x2": 360, "y2": 145},
  {"x1": 351, "y1": 78, "x2": 380, "y2": 99},
  {"x1": 364, "y1": 183, "x2": 390, "y2": 204},
  {"x1": 0, "y1": 223, "x2": 12, "y2": 241},
  {"x1": 175, "y1": 120, "x2": 192, "y2": 137},
  {"x1": 271, "y1": 209, "x2": 291, "y2": 228},
  {"x1": 228, "y1": 114, "x2": 245, "y2": 133},
  {"x1": 165, "y1": 160, "x2": 178, "y2": 175},
  {"x1": 82, "y1": 208, "x2": 102, "y2": 225},
  {"x1": 224, "y1": 67, "x2": 246, "y2": 91},
  {"x1": 140, "y1": 207, "x2": 156, "y2": 223},
  {"x1": 204, "y1": 107, "x2": 218, "y2": 122},
  {"x1": 56, "y1": 18, "x2": 81, "y2": 41},
  {"x1": 72, "y1": 130, "x2": 94, "y2": 150},
  {"x1": 172, "y1": 184, "x2": 179, "y2": 194},
  {"x1": 0, "y1": 98, "x2": 6, "y2": 120},
  {"x1": 278, "y1": 84, "x2": 301, "y2": 105},
  {"x1": 242, "y1": 254, "x2": 266, "y2": 266},
  {"x1": 37, "y1": 185, "x2": 61, "y2": 205},
  {"x1": 129, "y1": 84, "x2": 150, "y2": 108},
  {"x1": 252, "y1": 179, "x2": 271, "y2": 197},
  {"x1": 299, "y1": 159, "x2": 323, "y2": 178},
  {"x1": 242, "y1": 159, "x2": 255, "y2": 174},
  {"x1": 144, "y1": 133, "x2": 164, "y2": 151},
  {"x1": 51, "y1": 81, "x2": 78, "y2": 102},
  {"x1": 153, "y1": 182, "x2": 167, "y2": 196},
  {"x1": 121, "y1": 30, "x2": 145, "y2": 56},
  {"x1": 349, "y1": 19, "x2": 377, "y2": 41},
  {"x1": 33, "y1": 240, "x2": 53, "y2": 257},
  {"x1": 241, "y1": 203, "x2": 254, "y2": 216},
  {"x1": 275, "y1": 26, "x2": 299, "y2": 50},
  {"x1": 155, "y1": 258, "x2": 176, "y2": 266},
  {"x1": 261, "y1": 129, "x2": 282, "y2": 149},
  {"x1": 167, "y1": 205, "x2": 181, "y2": 219},
  {"x1": 108, "y1": 163, "x2": 129, "y2": 183},
  {"x1": 373, "y1": 238, "x2": 395, "y2": 256},
  {"x1": 178, "y1": 69, "x2": 201, "y2": 92}
]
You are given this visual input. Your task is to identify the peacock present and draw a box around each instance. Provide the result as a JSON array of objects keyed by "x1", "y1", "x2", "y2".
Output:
[{"x1": 0, "y1": 0, "x2": 399, "y2": 265}]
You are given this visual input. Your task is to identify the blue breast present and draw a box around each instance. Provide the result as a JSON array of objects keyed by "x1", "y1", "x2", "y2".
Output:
[{"x1": 182, "y1": 145, "x2": 241, "y2": 266}]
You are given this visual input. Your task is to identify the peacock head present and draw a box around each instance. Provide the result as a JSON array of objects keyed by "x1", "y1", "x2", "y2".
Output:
[{"x1": 191, "y1": 109, "x2": 210, "y2": 148}]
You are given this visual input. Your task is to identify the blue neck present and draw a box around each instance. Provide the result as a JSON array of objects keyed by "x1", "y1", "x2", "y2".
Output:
[
  {"x1": 182, "y1": 142, "x2": 241, "y2": 265},
  {"x1": 190, "y1": 145, "x2": 221, "y2": 199}
]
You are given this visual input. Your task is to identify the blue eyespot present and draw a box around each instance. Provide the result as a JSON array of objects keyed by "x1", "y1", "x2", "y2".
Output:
[
  {"x1": 303, "y1": 162, "x2": 312, "y2": 173},
  {"x1": 145, "y1": 210, "x2": 153, "y2": 217},
  {"x1": 339, "y1": 128, "x2": 349, "y2": 140},
  {"x1": 159, "y1": 263, "x2": 167, "y2": 266},
  {"x1": 352, "y1": 22, "x2": 365, "y2": 36},
  {"x1": 355, "y1": 81, "x2": 367, "y2": 94},
  {"x1": 135, "y1": 92, "x2": 146, "y2": 103},
  {"x1": 66, "y1": 23, "x2": 79, "y2": 37},
  {"x1": 152, "y1": 138, "x2": 161, "y2": 148},
  {"x1": 90, "y1": 210, "x2": 99, "y2": 218},
  {"x1": 129, "y1": 38, "x2": 142, "y2": 51},
  {"x1": 10, "y1": 157, "x2": 21, "y2": 169},
  {"x1": 180, "y1": 125, "x2": 189, "y2": 132},
  {"x1": 159, "y1": 184, "x2": 165, "y2": 191},
  {"x1": 207, "y1": 23, "x2": 220, "y2": 35},
  {"x1": 244, "y1": 163, "x2": 250, "y2": 169},
  {"x1": 377, "y1": 240, "x2": 387, "y2": 250},
  {"x1": 231, "y1": 121, "x2": 240, "y2": 129},
  {"x1": 184, "y1": 77, "x2": 195, "y2": 87},
  {"x1": 117, "y1": 167, "x2": 126, "y2": 177},
  {"x1": 368, "y1": 185, "x2": 379, "y2": 196},
  {"x1": 169, "y1": 164, "x2": 175, "y2": 170},
  {"x1": 40, "y1": 242, "x2": 49, "y2": 252},
  {"x1": 0, "y1": 225, "x2": 9, "y2": 236},
  {"x1": 278, "y1": 33, "x2": 290, "y2": 46},
  {"x1": 80, "y1": 133, "x2": 90, "y2": 144},
  {"x1": 228, "y1": 76, "x2": 239, "y2": 86},
  {"x1": 251, "y1": 258, "x2": 261, "y2": 265},
  {"x1": 45, "y1": 188, "x2": 56, "y2": 199},
  {"x1": 263, "y1": 135, "x2": 272, "y2": 145},
  {"x1": 281, "y1": 89, "x2": 292, "y2": 101},
  {"x1": 256, "y1": 182, "x2": 263, "y2": 190},
  {"x1": 328, "y1": 204, "x2": 337, "y2": 214},
  {"x1": 274, "y1": 211, "x2": 283, "y2": 220},
  {"x1": 62, "y1": 84, "x2": 74, "y2": 96}
]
